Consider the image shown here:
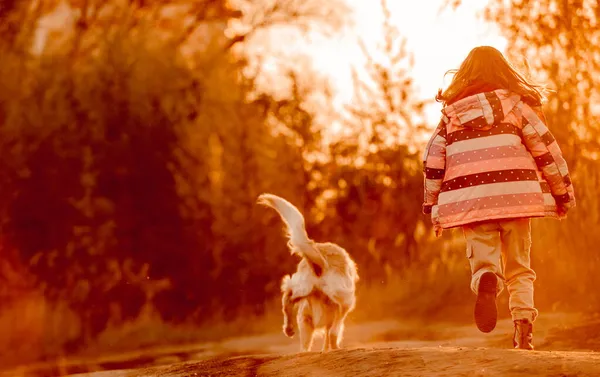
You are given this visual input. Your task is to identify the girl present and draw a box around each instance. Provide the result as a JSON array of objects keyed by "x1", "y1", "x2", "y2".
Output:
[{"x1": 422, "y1": 46, "x2": 576, "y2": 350}]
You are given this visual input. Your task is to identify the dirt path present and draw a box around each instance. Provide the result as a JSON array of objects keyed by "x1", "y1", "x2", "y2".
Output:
[
  {"x1": 4, "y1": 313, "x2": 600, "y2": 377},
  {"x1": 95, "y1": 346, "x2": 600, "y2": 377}
]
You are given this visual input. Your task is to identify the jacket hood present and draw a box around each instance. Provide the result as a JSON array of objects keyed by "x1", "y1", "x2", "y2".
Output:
[{"x1": 441, "y1": 89, "x2": 522, "y2": 130}]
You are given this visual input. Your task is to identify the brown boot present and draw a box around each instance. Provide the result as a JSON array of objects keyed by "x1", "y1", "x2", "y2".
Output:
[
  {"x1": 474, "y1": 272, "x2": 498, "y2": 333},
  {"x1": 513, "y1": 319, "x2": 534, "y2": 350}
]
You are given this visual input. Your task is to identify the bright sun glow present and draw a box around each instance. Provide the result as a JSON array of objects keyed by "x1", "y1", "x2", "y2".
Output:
[{"x1": 307, "y1": 0, "x2": 508, "y2": 130}]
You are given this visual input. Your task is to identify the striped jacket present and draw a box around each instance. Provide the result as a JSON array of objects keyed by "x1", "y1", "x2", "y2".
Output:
[{"x1": 422, "y1": 89, "x2": 576, "y2": 232}]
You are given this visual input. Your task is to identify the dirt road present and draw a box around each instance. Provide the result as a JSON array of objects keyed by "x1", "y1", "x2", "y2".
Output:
[
  {"x1": 4, "y1": 313, "x2": 600, "y2": 377},
  {"x1": 98, "y1": 346, "x2": 600, "y2": 377}
]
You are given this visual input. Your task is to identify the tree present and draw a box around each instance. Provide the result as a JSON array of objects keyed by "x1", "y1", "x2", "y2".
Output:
[
  {"x1": 0, "y1": 0, "x2": 351, "y2": 355},
  {"x1": 325, "y1": 0, "x2": 429, "y2": 282}
]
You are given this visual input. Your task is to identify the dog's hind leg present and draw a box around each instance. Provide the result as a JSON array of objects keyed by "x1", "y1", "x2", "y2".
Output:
[
  {"x1": 299, "y1": 317, "x2": 314, "y2": 352},
  {"x1": 282, "y1": 288, "x2": 295, "y2": 337},
  {"x1": 328, "y1": 305, "x2": 349, "y2": 350},
  {"x1": 297, "y1": 302, "x2": 314, "y2": 352},
  {"x1": 328, "y1": 321, "x2": 343, "y2": 350}
]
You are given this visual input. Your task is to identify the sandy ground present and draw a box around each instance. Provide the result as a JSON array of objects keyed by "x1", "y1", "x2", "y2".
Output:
[
  {"x1": 3, "y1": 312, "x2": 600, "y2": 377},
  {"x1": 111, "y1": 347, "x2": 600, "y2": 377}
]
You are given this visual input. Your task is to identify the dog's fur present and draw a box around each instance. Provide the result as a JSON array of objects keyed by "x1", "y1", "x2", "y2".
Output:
[{"x1": 257, "y1": 193, "x2": 359, "y2": 352}]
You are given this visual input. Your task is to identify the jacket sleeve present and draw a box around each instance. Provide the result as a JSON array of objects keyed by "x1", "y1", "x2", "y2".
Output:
[
  {"x1": 422, "y1": 116, "x2": 448, "y2": 215},
  {"x1": 520, "y1": 104, "x2": 576, "y2": 211}
]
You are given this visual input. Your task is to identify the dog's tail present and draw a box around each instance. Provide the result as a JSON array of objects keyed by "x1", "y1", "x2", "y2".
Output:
[{"x1": 257, "y1": 193, "x2": 328, "y2": 274}]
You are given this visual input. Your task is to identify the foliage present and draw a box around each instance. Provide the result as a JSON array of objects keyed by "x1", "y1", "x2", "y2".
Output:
[
  {"x1": 320, "y1": 0, "x2": 429, "y2": 281},
  {"x1": 0, "y1": 0, "x2": 352, "y2": 362}
]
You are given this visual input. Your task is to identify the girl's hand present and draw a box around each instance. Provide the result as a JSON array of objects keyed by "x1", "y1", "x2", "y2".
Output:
[{"x1": 557, "y1": 204, "x2": 569, "y2": 219}]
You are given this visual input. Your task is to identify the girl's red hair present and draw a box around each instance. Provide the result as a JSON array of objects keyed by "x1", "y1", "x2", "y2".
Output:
[{"x1": 436, "y1": 46, "x2": 546, "y2": 106}]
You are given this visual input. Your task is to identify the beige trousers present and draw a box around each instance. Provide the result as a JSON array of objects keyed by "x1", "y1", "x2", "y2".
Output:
[{"x1": 462, "y1": 218, "x2": 538, "y2": 322}]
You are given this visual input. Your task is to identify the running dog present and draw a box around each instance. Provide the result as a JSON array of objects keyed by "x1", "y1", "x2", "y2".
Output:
[{"x1": 257, "y1": 193, "x2": 359, "y2": 352}]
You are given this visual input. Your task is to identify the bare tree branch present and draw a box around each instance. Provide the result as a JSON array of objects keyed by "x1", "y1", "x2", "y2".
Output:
[{"x1": 223, "y1": 0, "x2": 348, "y2": 51}]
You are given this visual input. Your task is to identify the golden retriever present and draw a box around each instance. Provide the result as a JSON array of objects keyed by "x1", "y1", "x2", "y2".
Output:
[{"x1": 257, "y1": 193, "x2": 359, "y2": 352}]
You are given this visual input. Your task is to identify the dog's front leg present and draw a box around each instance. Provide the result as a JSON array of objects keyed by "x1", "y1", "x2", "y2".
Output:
[{"x1": 322, "y1": 328, "x2": 331, "y2": 352}]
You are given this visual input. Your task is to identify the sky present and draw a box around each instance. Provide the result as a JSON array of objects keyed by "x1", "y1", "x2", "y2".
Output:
[
  {"x1": 34, "y1": 0, "x2": 507, "y2": 133},
  {"x1": 304, "y1": 0, "x2": 508, "y2": 128}
]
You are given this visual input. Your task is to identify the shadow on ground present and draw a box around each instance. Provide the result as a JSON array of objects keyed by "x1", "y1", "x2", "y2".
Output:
[{"x1": 2, "y1": 312, "x2": 600, "y2": 377}]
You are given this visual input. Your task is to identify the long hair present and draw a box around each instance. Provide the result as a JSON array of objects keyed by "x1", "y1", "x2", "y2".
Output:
[{"x1": 436, "y1": 46, "x2": 546, "y2": 106}]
